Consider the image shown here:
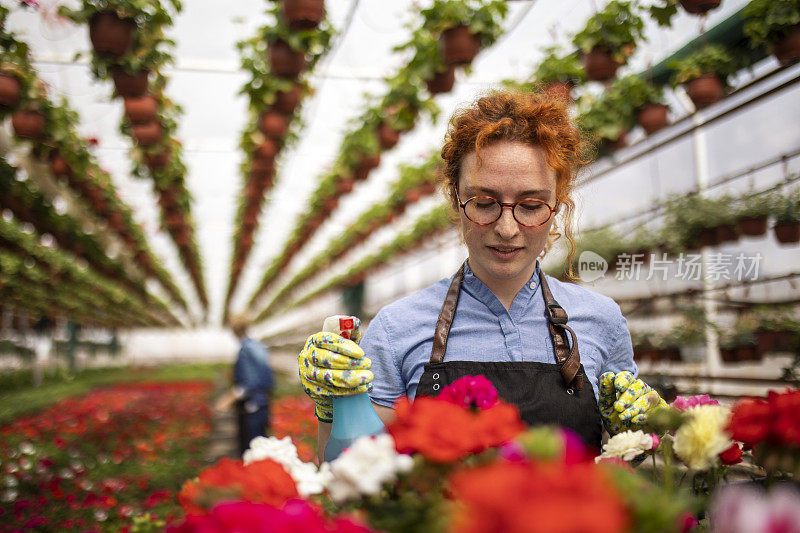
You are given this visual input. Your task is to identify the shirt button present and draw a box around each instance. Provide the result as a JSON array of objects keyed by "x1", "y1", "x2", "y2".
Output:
[{"x1": 529, "y1": 282, "x2": 536, "y2": 289}]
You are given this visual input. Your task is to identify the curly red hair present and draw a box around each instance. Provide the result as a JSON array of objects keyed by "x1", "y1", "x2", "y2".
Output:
[{"x1": 439, "y1": 89, "x2": 589, "y2": 280}]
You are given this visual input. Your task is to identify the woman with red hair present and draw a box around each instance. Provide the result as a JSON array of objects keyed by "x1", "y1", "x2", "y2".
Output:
[{"x1": 299, "y1": 90, "x2": 665, "y2": 456}]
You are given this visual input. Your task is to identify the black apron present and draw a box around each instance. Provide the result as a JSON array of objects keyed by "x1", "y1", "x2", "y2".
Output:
[{"x1": 416, "y1": 263, "x2": 603, "y2": 450}]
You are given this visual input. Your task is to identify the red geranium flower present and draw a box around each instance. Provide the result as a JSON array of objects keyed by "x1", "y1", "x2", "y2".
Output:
[
  {"x1": 718, "y1": 443, "x2": 743, "y2": 465},
  {"x1": 727, "y1": 389, "x2": 800, "y2": 448},
  {"x1": 727, "y1": 398, "x2": 771, "y2": 447}
]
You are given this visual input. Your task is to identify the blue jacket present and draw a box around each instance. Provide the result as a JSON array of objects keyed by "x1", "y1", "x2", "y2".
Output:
[{"x1": 234, "y1": 337, "x2": 274, "y2": 407}]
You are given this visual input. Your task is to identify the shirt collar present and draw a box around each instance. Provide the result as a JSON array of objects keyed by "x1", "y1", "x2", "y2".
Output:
[{"x1": 461, "y1": 260, "x2": 542, "y2": 315}]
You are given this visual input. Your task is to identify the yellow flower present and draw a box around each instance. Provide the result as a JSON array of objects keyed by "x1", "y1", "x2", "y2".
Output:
[{"x1": 673, "y1": 405, "x2": 732, "y2": 470}]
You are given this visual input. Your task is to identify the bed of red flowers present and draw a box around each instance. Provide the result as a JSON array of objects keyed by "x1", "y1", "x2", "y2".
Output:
[
  {"x1": 270, "y1": 395, "x2": 317, "y2": 462},
  {"x1": 0, "y1": 382, "x2": 213, "y2": 532}
]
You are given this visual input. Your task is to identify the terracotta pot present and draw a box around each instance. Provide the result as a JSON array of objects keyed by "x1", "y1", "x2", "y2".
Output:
[
  {"x1": 11, "y1": 110, "x2": 46, "y2": 139},
  {"x1": 353, "y1": 154, "x2": 380, "y2": 181},
  {"x1": 636, "y1": 103, "x2": 669, "y2": 134},
  {"x1": 686, "y1": 74, "x2": 724, "y2": 109},
  {"x1": 772, "y1": 25, "x2": 800, "y2": 66},
  {"x1": 736, "y1": 215, "x2": 768, "y2": 237},
  {"x1": 679, "y1": 0, "x2": 721, "y2": 14},
  {"x1": 404, "y1": 188, "x2": 423, "y2": 203},
  {"x1": 242, "y1": 209, "x2": 259, "y2": 228},
  {"x1": 737, "y1": 346, "x2": 759, "y2": 361},
  {"x1": 245, "y1": 179, "x2": 264, "y2": 198},
  {"x1": 581, "y1": 47, "x2": 622, "y2": 82},
  {"x1": 544, "y1": 81, "x2": 572, "y2": 103},
  {"x1": 268, "y1": 40, "x2": 306, "y2": 78},
  {"x1": 715, "y1": 223, "x2": 739, "y2": 243},
  {"x1": 158, "y1": 188, "x2": 178, "y2": 209},
  {"x1": 281, "y1": 0, "x2": 325, "y2": 31},
  {"x1": 251, "y1": 156, "x2": 275, "y2": 177},
  {"x1": 306, "y1": 217, "x2": 323, "y2": 231},
  {"x1": 697, "y1": 227, "x2": 719, "y2": 248},
  {"x1": 0, "y1": 73, "x2": 21, "y2": 109},
  {"x1": 166, "y1": 211, "x2": 184, "y2": 229},
  {"x1": 49, "y1": 152, "x2": 72, "y2": 178},
  {"x1": 123, "y1": 95, "x2": 158, "y2": 124},
  {"x1": 377, "y1": 123, "x2": 400, "y2": 149},
  {"x1": 720, "y1": 347, "x2": 737, "y2": 362},
  {"x1": 255, "y1": 139, "x2": 279, "y2": 161},
  {"x1": 88, "y1": 11, "x2": 135, "y2": 58},
  {"x1": 774, "y1": 220, "x2": 800, "y2": 243},
  {"x1": 419, "y1": 181, "x2": 436, "y2": 195},
  {"x1": 273, "y1": 84, "x2": 303, "y2": 114},
  {"x1": 440, "y1": 25, "x2": 480, "y2": 66},
  {"x1": 602, "y1": 131, "x2": 628, "y2": 153},
  {"x1": 425, "y1": 66, "x2": 456, "y2": 95},
  {"x1": 108, "y1": 211, "x2": 125, "y2": 233},
  {"x1": 111, "y1": 68, "x2": 149, "y2": 98},
  {"x1": 131, "y1": 122, "x2": 163, "y2": 145},
  {"x1": 258, "y1": 111, "x2": 290, "y2": 139},
  {"x1": 336, "y1": 178, "x2": 355, "y2": 194},
  {"x1": 256, "y1": 171, "x2": 274, "y2": 189},
  {"x1": 145, "y1": 149, "x2": 170, "y2": 171},
  {"x1": 756, "y1": 329, "x2": 798, "y2": 354}
]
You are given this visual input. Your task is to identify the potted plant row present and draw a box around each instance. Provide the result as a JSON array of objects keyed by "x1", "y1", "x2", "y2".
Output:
[{"x1": 744, "y1": 0, "x2": 800, "y2": 66}]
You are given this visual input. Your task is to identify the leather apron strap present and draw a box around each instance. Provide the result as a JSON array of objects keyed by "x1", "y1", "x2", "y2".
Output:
[{"x1": 430, "y1": 263, "x2": 582, "y2": 391}]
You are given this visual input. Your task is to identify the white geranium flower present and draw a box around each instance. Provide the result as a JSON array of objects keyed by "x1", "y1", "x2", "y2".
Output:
[
  {"x1": 596, "y1": 430, "x2": 655, "y2": 462},
  {"x1": 673, "y1": 404, "x2": 732, "y2": 471},
  {"x1": 243, "y1": 436, "x2": 329, "y2": 497},
  {"x1": 324, "y1": 434, "x2": 414, "y2": 504}
]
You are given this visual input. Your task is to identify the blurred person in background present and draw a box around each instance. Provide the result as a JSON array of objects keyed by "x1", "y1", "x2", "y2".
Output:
[{"x1": 220, "y1": 314, "x2": 275, "y2": 456}]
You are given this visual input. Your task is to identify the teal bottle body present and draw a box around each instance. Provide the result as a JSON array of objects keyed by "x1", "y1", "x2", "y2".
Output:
[{"x1": 323, "y1": 393, "x2": 386, "y2": 462}]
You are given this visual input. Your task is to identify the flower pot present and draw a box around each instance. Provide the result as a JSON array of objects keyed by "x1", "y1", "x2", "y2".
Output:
[
  {"x1": 720, "y1": 347, "x2": 737, "y2": 362},
  {"x1": 685, "y1": 74, "x2": 724, "y2": 109},
  {"x1": 11, "y1": 110, "x2": 46, "y2": 139},
  {"x1": 131, "y1": 122, "x2": 163, "y2": 145},
  {"x1": 353, "y1": 154, "x2": 380, "y2": 181},
  {"x1": 306, "y1": 216, "x2": 324, "y2": 231},
  {"x1": 581, "y1": 47, "x2": 622, "y2": 82},
  {"x1": 145, "y1": 149, "x2": 170, "y2": 171},
  {"x1": 0, "y1": 73, "x2": 21, "y2": 109},
  {"x1": 123, "y1": 95, "x2": 158, "y2": 124},
  {"x1": 323, "y1": 196, "x2": 339, "y2": 213},
  {"x1": 256, "y1": 172, "x2": 274, "y2": 189},
  {"x1": 245, "y1": 179, "x2": 264, "y2": 199},
  {"x1": 336, "y1": 178, "x2": 355, "y2": 194},
  {"x1": 697, "y1": 227, "x2": 719, "y2": 248},
  {"x1": 736, "y1": 215, "x2": 768, "y2": 237},
  {"x1": 111, "y1": 67, "x2": 149, "y2": 98},
  {"x1": 255, "y1": 139, "x2": 279, "y2": 161},
  {"x1": 773, "y1": 220, "x2": 800, "y2": 243},
  {"x1": 772, "y1": 25, "x2": 800, "y2": 66},
  {"x1": 419, "y1": 181, "x2": 436, "y2": 195},
  {"x1": 273, "y1": 84, "x2": 303, "y2": 114},
  {"x1": 715, "y1": 223, "x2": 739, "y2": 243},
  {"x1": 756, "y1": 329, "x2": 798, "y2": 354},
  {"x1": 377, "y1": 123, "x2": 400, "y2": 149},
  {"x1": 679, "y1": 0, "x2": 721, "y2": 14},
  {"x1": 88, "y1": 11, "x2": 135, "y2": 58},
  {"x1": 268, "y1": 40, "x2": 306, "y2": 78},
  {"x1": 404, "y1": 188, "x2": 423, "y2": 203},
  {"x1": 544, "y1": 81, "x2": 572, "y2": 103},
  {"x1": 280, "y1": 0, "x2": 325, "y2": 31},
  {"x1": 251, "y1": 156, "x2": 275, "y2": 177},
  {"x1": 108, "y1": 211, "x2": 125, "y2": 233},
  {"x1": 636, "y1": 103, "x2": 669, "y2": 134},
  {"x1": 736, "y1": 345, "x2": 759, "y2": 361},
  {"x1": 166, "y1": 211, "x2": 184, "y2": 229},
  {"x1": 49, "y1": 152, "x2": 72, "y2": 178},
  {"x1": 602, "y1": 131, "x2": 628, "y2": 153},
  {"x1": 158, "y1": 188, "x2": 178, "y2": 210},
  {"x1": 425, "y1": 66, "x2": 456, "y2": 95},
  {"x1": 440, "y1": 25, "x2": 480, "y2": 66},
  {"x1": 258, "y1": 111, "x2": 290, "y2": 139}
]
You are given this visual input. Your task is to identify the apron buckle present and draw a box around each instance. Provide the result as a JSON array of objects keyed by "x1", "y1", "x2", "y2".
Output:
[{"x1": 546, "y1": 303, "x2": 568, "y2": 325}]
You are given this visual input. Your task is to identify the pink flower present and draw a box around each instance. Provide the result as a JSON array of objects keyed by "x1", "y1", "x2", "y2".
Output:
[
  {"x1": 678, "y1": 512, "x2": 699, "y2": 532},
  {"x1": 709, "y1": 484, "x2": 800, "y2": 533},
  {"x1": 651, "y1": 434, "x2": 661, "y2": 450},
  {"x1": 438, "y1": 375, "x2": 498, "y2": 410},
  {"x1": 671, "y1": 394, "x2": 720, "y2": 411},
  {"x1": 560, "y1": 428, "x2": 593, "y2": 463},
  {"x1": 498, "y1": 441, "x2": 528, "y2": 463}
]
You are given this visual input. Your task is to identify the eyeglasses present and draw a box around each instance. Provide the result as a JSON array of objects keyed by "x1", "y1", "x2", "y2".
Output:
[{"x1": 456, "y1": 191, "x2": 559, "y2": 228}]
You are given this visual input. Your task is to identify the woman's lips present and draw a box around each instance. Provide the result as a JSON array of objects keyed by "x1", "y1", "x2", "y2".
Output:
[{"x1": 488, "y1": 245, "x2": 522, "y2": 260}]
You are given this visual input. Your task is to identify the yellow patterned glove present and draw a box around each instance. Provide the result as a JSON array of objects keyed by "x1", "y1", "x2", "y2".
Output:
[
  {"x1": 298, "y1": 331, "x2": 373, "y2": 423},
  {"x1": 599, "y1": 371, "x2": 667, "y2": 435}
]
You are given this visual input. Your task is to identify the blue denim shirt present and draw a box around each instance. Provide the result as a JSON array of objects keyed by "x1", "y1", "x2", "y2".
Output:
[
  {"x1": 363, "y1": 261, "x2": 637, "y2": 408},
  {"x1": 234, "y1": 337, "x2": 274, "y2": 407}
]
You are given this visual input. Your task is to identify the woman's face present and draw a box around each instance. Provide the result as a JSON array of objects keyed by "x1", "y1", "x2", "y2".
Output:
[{"x1": 457, "y1": 140, "x2": 558, "y2": 287}]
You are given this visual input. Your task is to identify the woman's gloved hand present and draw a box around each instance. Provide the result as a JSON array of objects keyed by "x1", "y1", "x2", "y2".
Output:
[
  {"x1": 298, "y1": 332, "x2": 373, "y2": 422},
  {"x1": 599, "y1": 371, "x2": 667, "y2": 435}
]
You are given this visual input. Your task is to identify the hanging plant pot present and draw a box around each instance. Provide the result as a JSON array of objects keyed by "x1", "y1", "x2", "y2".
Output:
[
  {"x1": 353, "y1": 154, "x2": 381, "y2": 181},
  {"x1": 145, "y1": 148, "x2": 171, "y2": 171},
  {"x1": 306, "y1": 216, "x2": 324, "y2": 231},
  {"x1": 256, "y1": 171, "x2": 274, "y2": 189},
  {"x1": 737, "y1": 345, "x2": 760, "y2": 361},
  {"x1": 158, "y1": 188, "x2": 178, "y2": 210},
  {"x1": 166, "y1": 211, "x2": 183, "y2": 229},
  {"x1": 123, "y1": 95, "x2": 158, "y2": 124},
  {"x1": 720, "y1": 347, "x2": 737, "y2": 362},
  {"x1": 280, "y1": 0, "x2": 325, "y2": 31},
  {"x1": 772, "y1": 25, "x2": 800, "y2": 66},
  {"x1": 685, "y1": 74, "x2": 724, "y2": 109},
  {"x1": 245, "y1": 179, "x2": 264, "y2": 199},
  {"x1": 273, "y1": 84, "x2": 303, "y2": 114},
  {"x1": 425, "y1": 66, "x2": 456, "y2": 95},
  {"x1": 108, "y1": 211, "x2": 125, "y2": 233},
  {"x1": 255, "y1": 139, "x2": 279, "y2": 161},
  {"x1": 419, "y1": 181, "x2": 436, "y2": 195},
  {"x1": 131, "y1": 121, "x2": 163, "y2": 145},
  {"x1": 322, "y1": 196, "x2": 339, "y2": 213},
  {"x1": 251, "y1": 155, "x2": 274, "y2": 177},
  {"x1": 544, "y1": 81, "x2": 572, "y2": 103},
  {"x1": 243, "y1": 208, "x2": 259, "y2": 228},
  {"x1": 336, "y1": 177, "x2": 355, "y2": 194},
  {"x1": 636, "y1": 103, "x2": 669, "y2": 134},
  {"x1": 679, "y1": 0, "x2": 721, "y2": 15},
  {"x1": 88, "y1": 11, "x2": 136, "y2": 58},
  {"x1": 258, "y1": 111, "x2": 290, "y2": 139},
  {"x1": 268, "y1": 40, "x2": 306, "y2": 78},
  {"x1": 715, "y1": 223, "x2": 739, "y2": 243},
  {"x1": 0, "y1": 73, "x2": 21, "y2": 109},
  {"x1": 440, "y1": 25, "x2": 481, "y2": 66},
  {"x1": 11, "y1": 110, "x2": 46, "y2": 140},
  {"x1": 736, "y1": 215, "x2": 768, "y2": 236},
  {"x1": 49, "y1": 152, "x2": 72, "y2": 178},
  {"x1": 756, "y1": 329, "x2": 797, "y2": 354},
  {"x1": 773, "y1": 220, "x2": 800, "y2": 243},
  {"x1": 404, "y1": 188, "x2": 423, "y2": 203},
  {"x1": 698, "y1": 227, "x2": 719, "y2": 248},
  {"x1": 602, "y1": 131, "x2": 628, "y2": 153},
  {"x1": 111, "y1": 68, "x2": 149, "y2": 98},
  {"x1": 581, "y1": 46, "x2": 622, "y2": 82},
  {"x1": 377, "y1": 123, "x2": 400, "y2": 150}
]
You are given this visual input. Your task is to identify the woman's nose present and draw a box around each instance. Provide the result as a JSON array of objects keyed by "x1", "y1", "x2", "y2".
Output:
[{"x1": 494, "y1": 206, "x2": 520, "y2": 239}]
